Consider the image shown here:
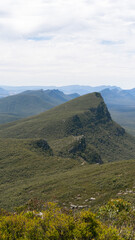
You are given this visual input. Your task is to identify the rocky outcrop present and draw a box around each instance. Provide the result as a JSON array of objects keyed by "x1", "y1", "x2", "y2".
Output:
[
  {"x1": 33, "y1": 139, "x2": 53, "y2": 155},
  {"x1": 59, "y1": 136, "x2": 103, "y2": 164}
]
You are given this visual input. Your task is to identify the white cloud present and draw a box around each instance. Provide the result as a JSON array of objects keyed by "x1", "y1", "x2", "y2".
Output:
[{"x1": 0, "y1": 0, "x2": 135, "y2": 88}]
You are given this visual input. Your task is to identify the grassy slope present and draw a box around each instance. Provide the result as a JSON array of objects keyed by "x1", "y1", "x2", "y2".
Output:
[
  {"x1": 0, "y1": 93, "x2": 103, "y2": 139},
  {"x1": 0, "y1": 92, "x2": 135, "y2": 210},
  {"x1": 0, "y1": 90, "x2": 78, "y2": 124},
  {"x1": 0, "y1": 92, "x2": 135, "y2": 162},
  {"x1": 0, "y1": 138, "x2": 134, "y2": 211},
  {"x1": 0, "y1": 113, "x2": 21, "y2": 124}
]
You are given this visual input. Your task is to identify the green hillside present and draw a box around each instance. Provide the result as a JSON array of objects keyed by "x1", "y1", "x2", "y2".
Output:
[
  {"x1": 0, "y1": 92, "x2": 135, "y2": 211},
  {"x1": 0, "y1": 92, "x2": 135, "y2": 162},
  {"x1": 0, "y1": 113, "x2": 21, "y2": 124},
  {"x1": 0, "y1": 137, "x2": 135, "y2": 211},
  {"x1": 0, "y1": 89, "x2": 79, "y2": 124}
]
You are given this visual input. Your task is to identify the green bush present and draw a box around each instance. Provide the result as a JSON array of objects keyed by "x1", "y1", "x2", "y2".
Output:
[
  {"x1": 98, "y1": 199, "x2": 135, "y2": 240},
  {"x1": 0, "y1": 201, "x2": 122, "y2": 240}
]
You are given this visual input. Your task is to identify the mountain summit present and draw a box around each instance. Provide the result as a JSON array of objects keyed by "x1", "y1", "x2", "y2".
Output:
[
  {"x1": 0, "y1": 92, "x2": 135, "y2": 210},
  {"x1": 0, "y1": 92, "x2": 135, "y2": 162}
]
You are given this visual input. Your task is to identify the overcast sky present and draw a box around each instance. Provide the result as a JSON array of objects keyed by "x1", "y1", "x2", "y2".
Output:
[{"x1": 0, "y1": 0, "x2": 135, "y2": 88}]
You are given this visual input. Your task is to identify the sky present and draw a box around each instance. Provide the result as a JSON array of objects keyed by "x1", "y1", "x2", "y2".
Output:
[{"x1": 0, "y1": 0, "x2": 135, "y2": 88}]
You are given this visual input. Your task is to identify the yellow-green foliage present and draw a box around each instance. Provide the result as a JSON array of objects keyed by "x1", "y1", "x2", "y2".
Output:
[
  {"x1": 0, "y1": 202, "x2": 122, "y2": 240},
  {"x1": 98, "y1": 199, "x2": 135, "y2": 240}
]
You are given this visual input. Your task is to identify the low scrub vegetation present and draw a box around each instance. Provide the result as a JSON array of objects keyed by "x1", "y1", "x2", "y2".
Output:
[{"x1": 1, "y1": 199, "x2": 134, "y2": 240}]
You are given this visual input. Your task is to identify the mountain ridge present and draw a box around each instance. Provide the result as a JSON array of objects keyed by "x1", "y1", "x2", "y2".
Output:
[
  {"x1": 0, "y1": 91, "x2": 135, "y2": 210},
  {"x1": 0, "y1": 92, "x2": 135, "y2": 162},
  {"x1": 0, "y1": 89, "x2": 79, "y2": 124},
  {"x1": 0, "y1": 84, "x2": 121, "y2": 96}
]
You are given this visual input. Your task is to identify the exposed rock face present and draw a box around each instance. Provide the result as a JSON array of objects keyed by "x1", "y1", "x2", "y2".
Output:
[
  {"x1": 90, "y1": 102, "x2": 112, "y2": 124},
  {"x1": 65, "y1": 101, "x2": 112, "y2": 136},
  {"x1": 65, "y1": 115, "x2": 83, "y2": 135},
  {"x1": 68, "y1": 136, "x2": 86, "y2": 154},
  {"x1": 34, "y1": 139, "x2": 53, "y2": 155},
  {"x1": 60, "y1": 136, "x2": 103, "y2": 164},
  {"x1": 36, "y1": 139, "x2": 50, "y2": 150}
]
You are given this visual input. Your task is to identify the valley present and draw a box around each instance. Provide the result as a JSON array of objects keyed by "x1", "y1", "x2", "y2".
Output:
[{"x1": 101, "y1": 88, "x2": 135, "y2": 136}]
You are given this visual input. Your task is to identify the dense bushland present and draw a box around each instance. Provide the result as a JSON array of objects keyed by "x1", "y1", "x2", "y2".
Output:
[{"x1": 0, "y1": 199, "x2": 134, "y2": 240}]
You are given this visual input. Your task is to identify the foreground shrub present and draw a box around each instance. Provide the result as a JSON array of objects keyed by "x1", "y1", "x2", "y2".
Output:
[
  {"x1": 98, "y1": 199, "x2": 135, "y2": 240},
  {"x1": 0, "y1": 201, "x2": 126, "y2": 239}
]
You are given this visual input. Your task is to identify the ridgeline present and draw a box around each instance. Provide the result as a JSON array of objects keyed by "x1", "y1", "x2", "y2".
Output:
[{"x1": 0, "y1": 92, "x2": 135, "y2": 210}]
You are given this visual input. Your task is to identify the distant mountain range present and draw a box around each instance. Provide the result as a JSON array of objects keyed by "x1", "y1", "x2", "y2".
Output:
[
  {"x1": 0, "y1": 84, "x2": 135, "y2": 136},
  {"x1": 0, "y1": 92, "x2": 135, "y2": 162},
  {"x1": 0, "y1": 89, "x2": 79, "y2": 124},
  {"x1": 101, "y1": 88, "x2": 135, "y2": 106},
  {"x1": 1, "y1": 85, "x2": 121, "y2": 96},
  {"x1": 54, "y1": 85, "x2": 121, "y2": 95}
]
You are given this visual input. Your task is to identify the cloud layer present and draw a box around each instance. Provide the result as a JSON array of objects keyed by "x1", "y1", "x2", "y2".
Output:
[{"x1": 0, "y1": 0, "x2": 135, "y2": 88}]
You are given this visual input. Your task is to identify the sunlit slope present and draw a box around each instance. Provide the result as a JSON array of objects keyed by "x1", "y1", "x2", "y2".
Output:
[
  {"x1": 0, "y1": 93, "x2": 135, "y2": 210},
  {"x1": 0, "y1": 92, "x2": 135, "y2": 161},
  {"x1": 0, "y1": 92, "x2": 102, "y2": 138},
  {"x1": 0, "y1": 89, "x2": 79, "y2": 124},
  {"x1": 0, "y1": 137, "x2": 134, "y2": 210}
]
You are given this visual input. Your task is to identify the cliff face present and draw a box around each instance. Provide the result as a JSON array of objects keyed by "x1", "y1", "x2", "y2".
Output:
[
  {"x1": 65, "y1": 98, "x2": 112, "y2": 136},
  {"x1": 89, "y1": 101, "x2": 112, "y2": 123}
]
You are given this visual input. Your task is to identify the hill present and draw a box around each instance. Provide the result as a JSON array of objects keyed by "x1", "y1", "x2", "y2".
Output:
[
  {"x1": 0, "y1": 92, "x2": 135, "y2": 162},
  {"x1": 0, "y1": 89, "x2": 79, "y2": 124},
  {"x1": 0, "y1": 92, "x2": 135, "y2": 211},
  {"x1": 0, "y1": 137, "x2": 134, "y2": 210},
  {"x1": 101, "y1": 88, "x2": 135, "y2": 136}
]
